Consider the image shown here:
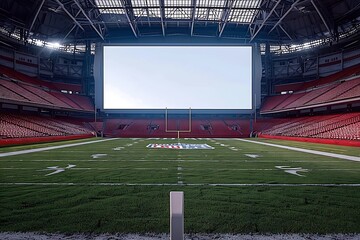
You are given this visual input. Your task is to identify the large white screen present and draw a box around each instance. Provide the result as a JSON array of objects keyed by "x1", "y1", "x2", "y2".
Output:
[{"x1": 103, "y1": 46, "x2": 252, "y2": 109}]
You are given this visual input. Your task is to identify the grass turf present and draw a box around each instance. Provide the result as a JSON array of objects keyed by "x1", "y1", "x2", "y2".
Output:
[{"x1": 0, "y1": 137, "x2": 359, "y2": 233}]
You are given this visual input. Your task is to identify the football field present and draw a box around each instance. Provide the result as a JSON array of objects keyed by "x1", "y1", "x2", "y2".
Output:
[{"x1": 0, "y1": 137, "x2": 359, "y2": 233}]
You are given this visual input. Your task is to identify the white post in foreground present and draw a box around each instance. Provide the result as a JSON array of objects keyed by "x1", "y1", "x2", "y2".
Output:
[{"x1": 170, "y1": 191, "x2": 184, "y2": 240}]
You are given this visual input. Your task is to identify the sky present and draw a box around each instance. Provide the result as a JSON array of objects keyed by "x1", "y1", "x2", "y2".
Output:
[{"x1": 103, "y1": 46, "x2": 252, "y2": 109}]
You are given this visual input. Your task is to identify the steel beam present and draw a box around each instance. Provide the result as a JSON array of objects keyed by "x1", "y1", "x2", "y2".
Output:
[
  {"x1": 219, "y1": 0, "x2": 235, "y2": 37},
  {"x1": 73, "y1": 0, "x2": 104, "y2": 40},
  {"x1": 27, "y1": 0, "x2": 46, "y2": 38},
  {"x1": 279, "y1": 24, "x2": 292, "y2": 40},
  {"x1": 120, "y1": 0, "x2": 138, "y2": 38},
  {"x1": 62, "y1": 10, "x2": 82, "y2": 42},
  {"x1": 250, "y1": 0, "x2": 282, "y2": 42},
  {"x1": 92, "y1": 6, "x2": 261, "y2": 10},
  {"x1": 159, "y1": 0, "x2": 166, "y2": 36},
  {"x1": 190, "y1": 0, "x2": 197, "y2": 36},
  {"x1": 88, "y1": 0, "x2": 109, "y2": 34},
  {"x1": 55, "y1": 0, "x2": 84, "y2": 31},
  {"x1": 268, "y1": 0, "x2": 301, "y2": 33},
  {"x1": 311, "y1": 0, "x2": 332, "y2": 36}
]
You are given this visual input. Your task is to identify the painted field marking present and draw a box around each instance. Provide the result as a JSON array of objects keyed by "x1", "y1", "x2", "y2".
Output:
[
  {"x1": 0, "y1": 165, "x2": 360, "y2": 172},
  {"x1": 113, "y1": 147, "x2": 124, "y2": 151},
  {"x1": 0, "y1": 138, "x2": 118, "y2": 158},
  {"x1": 0, "y1": 159, "x2": 348, "y2": 163},
  {"x1": 2, "y1": 167, "x2": 359, "y2": 171},
  {"x1": 1, "y1": 182, "x2": 360, "y2": 187},
  {"x1": 237, "y1": 139, "x2": 360, "y2": 162},
  {"x1": 177, "y1": 162, "x2": 183, "y2": 184},
  {"x1": 91, "y1": 154, "x2": 107, "y2": 159},
  {"x1": 275, "y1": 166, "x2": 309, "y2": 177},
  {"x1": 245, "y1": 154, "x2": 260, "y2": 159},
  {"x1": 42, "y1": 164, "x2": 76, "y2": 176}
]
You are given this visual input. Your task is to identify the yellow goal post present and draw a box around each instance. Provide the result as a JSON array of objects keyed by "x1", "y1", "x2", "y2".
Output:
[{"x1": 165, "y1": 107, "x2": 192, "y2": 139}]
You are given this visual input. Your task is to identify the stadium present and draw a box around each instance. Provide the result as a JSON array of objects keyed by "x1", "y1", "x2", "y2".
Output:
[{"x1": 0, "y1": 0, "x2": 359, "y2": 239}]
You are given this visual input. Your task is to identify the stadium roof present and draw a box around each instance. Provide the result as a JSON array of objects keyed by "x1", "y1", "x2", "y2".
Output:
[{"x1": 0, "y1": 0, "x2": 359, "y2": 47}]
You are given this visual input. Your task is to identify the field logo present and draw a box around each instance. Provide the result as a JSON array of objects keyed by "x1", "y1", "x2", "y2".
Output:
[
  {"x1": 147, "y1": 143, "x2": 214, "y2": 150},
  {"x1": 43, "y1": 164, "x2": 76, "y2": 176},
  {"x1": 275, "y1": 166, "x2": 309, "y2": 177}
]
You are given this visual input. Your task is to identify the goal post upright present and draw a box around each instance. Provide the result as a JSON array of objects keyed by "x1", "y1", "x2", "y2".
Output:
[{"x1": 165, "y1": 107, "x2": 192, "y2": 140}]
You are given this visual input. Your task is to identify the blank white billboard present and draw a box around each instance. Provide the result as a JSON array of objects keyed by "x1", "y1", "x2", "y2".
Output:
[{"x1": 103, "y1": 46, "x2": 252, "y2": 109}]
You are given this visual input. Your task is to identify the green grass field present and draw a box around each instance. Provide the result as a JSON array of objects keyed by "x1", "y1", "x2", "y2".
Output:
[{"x1": 0, "y1": 137, "x2": 359, "y2": 234}]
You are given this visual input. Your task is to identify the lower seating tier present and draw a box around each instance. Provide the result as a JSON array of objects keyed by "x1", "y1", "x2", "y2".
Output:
[
  {"x1": 0, "y1": 112, "x2": 95, "y2": 139},
  {"x1": 258, "y1": 112, "x2": 360, "y2": 141}
]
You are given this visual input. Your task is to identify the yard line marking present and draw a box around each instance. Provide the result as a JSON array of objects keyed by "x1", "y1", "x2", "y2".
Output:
[
  {"x1": 70, "y1": 167, "x2": 170, "y2": 170},
  {"x1": 91, "y1": 154, "x2": 107, "y2": 159},
  {"x1": 1, "y1": 183, "x2": 360, "y2": 187},
  {"x1": 1, "y1": 159, "x2": 346, "y2": 163},
  {"x1": 1, "y1": 168, "x2": 359, "y2": 171},
  {"x1": 0, "y1": 168, "x2": 36, "y2": 170},
  {"x1": 0, "y1": 138, "x2": 118, "y2": 158},
  {"x1": 236, "y1": 139, "x2": 360, "y2": 162}
]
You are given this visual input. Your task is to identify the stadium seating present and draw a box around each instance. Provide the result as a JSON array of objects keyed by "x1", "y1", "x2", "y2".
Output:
[
  {"x1": 313, "y1": 122, "x2": 360, "y2": 140},
  {"x1": 261, "y1": 94, "x2": 291, "y2": 112},
  {"x1": 288, "y1": 85, "x2": 337, "y2": 109},
  {"x1": 49, "y1": 91, "x2": 83, "y2": 110},
  {"x1": 274, "y1": 63, "x2": 360, "y2": 93},
  {"x1": 0, "y1": 79, "x2": 51, "y2": 105},
  {"x1": 0, "y1": 112, "x2": 94, "y2": 139},
  {"x1": 328, "y1": 77, "x2": 360, "y2": 101},
  {"x1": 272, "y1": 92, "x2": 307, "y2": 110},
  {"x1": 65, "y1": 94, "x2": 94, "y2": 111},
  {"x1": 102, "y1": 118, "x2": 251, "y2": 138},
  {"x1": 0, "y1": 65, "x2": 81, "y2": 92},
  {"x1": 306, "y1": 79, "x2": 360, "y2": 105},
  {"x1": 0, "y1": 67, "x2": 94, "y2": 112},
  {"x1": 259, "y1": 113, "x2": 360, "y2": 141},
  {"x1": 262, "y1": 78, "x2": 360, "y2": 113},
  {"x1": 262, "y1": 65, "x2": 360, "y2": 114},
  {"x1": 0, "y1": 120, "x2": 46, "y2": 138},
  {"x1": 0, "y1": 84, "x2": 28, "y2": 102},
  {"x1": 19, "y1": 84, "x2": 71, "y2": 108},
  {"x1": 88, "y1": 122, "x2": 104, "y2": 134},
  {"x1": 0, "y1": 65, "x2": 53, "y2": 89}
]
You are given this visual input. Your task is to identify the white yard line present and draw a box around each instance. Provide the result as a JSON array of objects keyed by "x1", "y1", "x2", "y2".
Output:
[
  {"x1": 236, "y1": 139, "x2": 360, "y2": 162},
  {"x1": 1, "y1": 182, "x2": 360, "y2": 187},
  {"x1": 1, "y1": 232, "x2": 359, "y2": 240},
  {"x1": 0, "y1": 138, "x2": 118, "y2": 158},
  {"x1": 0, "y1": 159, "x2": 344, "y2": 163},
  {"x1": 2, "y1": 168, "x2": 359, "y2": 171}
]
